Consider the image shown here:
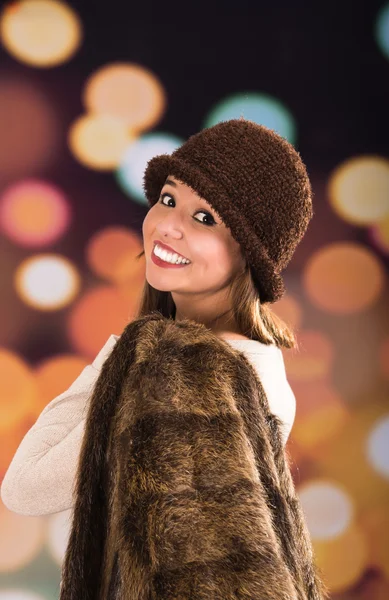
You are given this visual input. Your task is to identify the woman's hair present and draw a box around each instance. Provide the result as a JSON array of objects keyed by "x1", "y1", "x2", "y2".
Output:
[{"x1": 133, "y1": 249, "x2": 298, "y2": 349}]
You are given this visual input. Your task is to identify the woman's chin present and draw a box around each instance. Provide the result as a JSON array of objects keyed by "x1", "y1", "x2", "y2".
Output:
[{"x1": 145, "y1": 272, "x2": 178, "y2": 292}]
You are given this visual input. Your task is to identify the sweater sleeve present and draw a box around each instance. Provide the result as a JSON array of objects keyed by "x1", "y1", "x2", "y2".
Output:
[
  {"x1": 0, "y1": 335, "x2": 119, "y2": 517},
  {"x1": 235, "y1": 346, "x2": 296, "y2": 447}
]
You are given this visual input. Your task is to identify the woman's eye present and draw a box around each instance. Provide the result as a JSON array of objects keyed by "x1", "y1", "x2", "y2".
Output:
[
  {"x1": 159, "y1": 192, "x2": 216, "y2": 226},
  {"x1": 160, "y1": 193, "x2": 174, "y2": 207}
]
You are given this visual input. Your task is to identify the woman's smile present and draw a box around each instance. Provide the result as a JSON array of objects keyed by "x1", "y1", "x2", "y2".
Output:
[{"x1": 151, "y1": 244, "x2": 192, "y2": 269}]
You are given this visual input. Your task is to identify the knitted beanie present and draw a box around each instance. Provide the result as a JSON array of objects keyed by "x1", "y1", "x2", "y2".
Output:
[{"x1": 142, "y1": 118, "x2": 313, "y2": 303}]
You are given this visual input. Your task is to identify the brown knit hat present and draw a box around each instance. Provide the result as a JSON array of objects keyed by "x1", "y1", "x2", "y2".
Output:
[{"x1": 143, "y1": 118, "x2": 313, "y2": 303}]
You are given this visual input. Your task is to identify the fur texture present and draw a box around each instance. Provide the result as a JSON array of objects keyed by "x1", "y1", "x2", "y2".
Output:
[{"x1": 59, "y1": 312, "x2": 329, "y2": 599}]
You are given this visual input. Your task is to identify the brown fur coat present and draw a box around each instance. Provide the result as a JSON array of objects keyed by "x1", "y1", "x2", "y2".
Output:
[{"x1": 59, "y1": 312, "x2": 329, "y2": 599}]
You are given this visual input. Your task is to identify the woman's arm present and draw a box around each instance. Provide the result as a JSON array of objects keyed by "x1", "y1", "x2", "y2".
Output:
[{"x1": 0, "y1": 335, "x2": 119, "y2": 516}]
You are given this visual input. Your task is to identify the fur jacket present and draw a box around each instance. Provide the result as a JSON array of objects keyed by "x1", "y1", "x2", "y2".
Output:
[{"x1": 59, "y1": 312, "x2": 328, "y2": 600}]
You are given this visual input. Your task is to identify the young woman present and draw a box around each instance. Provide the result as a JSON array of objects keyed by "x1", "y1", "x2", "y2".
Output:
[
  {"x1": 2, "y1": 119, "x2": 325, "y2": 600},
  {"x1": 1, "y1": 121, "x2": 302, "y2": 517}
]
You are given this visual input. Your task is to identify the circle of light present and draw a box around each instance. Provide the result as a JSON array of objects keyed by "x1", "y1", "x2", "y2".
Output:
[
  {"x1": 298, "y1": 480, "x2": 354, "y2": 540},
  {"x1": 329, "y1": 156, "x2": 389, "y2": 225},
  {"x1": 0, "y1": 505, "x2": 44, "y2": 572},
  {"x1": 83, "y1": 62, "x2": 166, "y2": 131},
  {"x1": 15, "y1": 254, "x2": 80, "y2": 310},
  {"x1": 0, "y1": 0, "x2": 82, "y2": 67},
  {"x1": 116, "y1": 133, "x2": 184, "y2": 203},
  {"x1": 375, "y1": 3, "x2": 389, "y2": 60},
  {"x1": 0, "y1": 592, "x2": 45, "y2": 600},
  {"x1": 68, "y1": 114, "x2": 135, "y2": 171},
  {"x1": 46, "y1": 509, "x2": 72, "y2": 565},
  {"x1": 203, "y1": 92, "x2": 297, "y2": 144},
  {"x1": 366, "y1": 414, "x2": 389, "y2": 479},
  {"x1": 0, "y1": 179, "x2": 71, "y2": 247},
  {"x1": 86, "y1": 226, "x2": 143, "y2": 284},
  {"x1": 303, "y1": 241, "x2": 385, "y2": 314}
]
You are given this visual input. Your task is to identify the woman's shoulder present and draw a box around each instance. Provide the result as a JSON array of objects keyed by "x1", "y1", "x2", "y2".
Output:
[
  {"x1": 215, "y1": 331, "x2": 253, "y2": 342},
  {"x1": 91, "y1": 334, "x2": 120, "y2": 370},
  {"x1": 220, "y1": 332, "x2": 282, "y2": 356},
  {"x1": 215, "y1": 331, "x2": 279, "y2": 347},
  {"x1": 220, "y1": 332, "x2": 252, "y2": 341}
]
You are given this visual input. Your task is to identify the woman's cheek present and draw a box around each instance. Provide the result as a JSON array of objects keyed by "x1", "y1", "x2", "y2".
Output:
[{"x1": 142, "y1": 210, "x2": 153, "y2": 239}]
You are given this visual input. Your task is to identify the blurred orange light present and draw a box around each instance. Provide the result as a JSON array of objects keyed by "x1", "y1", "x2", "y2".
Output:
[
  {"x1": 0, "y1": 349, "x2": 37, "y2": 433},
  {"x1": 0, "y1": 0, "x2": 82, "y2": 68},
  {"x1": 86, "y1": 226, "x2": 144, "y2": 284},
  {"x1": 313, "y1": 523, "x2": 368, "y2": 593},
  {"x1": 329, "y1": 155, "x2": 389, "y2": 226},
  {"x1": 272, "y1": 294, "x2": 303, "y2": 331},
  {"x1": 33, "y1": 354, "x2": 89, "y2": 417},
  {"x1": 83, "y1": 62, "x2": 166, "y2": 132},
  {"x1": 67, "y1": 285, "x2": 141, "y2": 359},
  {"x1": 0, "y1": 503, "x2": 45, "y2": 572},
  {"x1": 359, "y1": 506, "x2": 389, "y2": 578},
  {"x1": 0, "y1": 414, "x2": 35, "y2": 477},
  {"x1": 314, "y1": 401, "x2": 389, "y2": 512},
  {"x1": 0, "y1": 179, "x2": 71, "y2": 247},
  {"x1": 282, "y1": 329, "x2": 334, "y2": 381},
  {"x1": 303, "y1": 242, "x2": 385, "y2": 314},
  {"x1": 68, "y1": 113, "x2": 136, "y2": 171},
  {"x1": 291, "y1": 380, "x2": 350, "y2": 452}
]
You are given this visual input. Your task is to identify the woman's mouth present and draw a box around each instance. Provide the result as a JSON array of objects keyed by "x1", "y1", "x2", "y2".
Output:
[{"x1": 151, "y1": 243, "x2": 191, "y2": 269}]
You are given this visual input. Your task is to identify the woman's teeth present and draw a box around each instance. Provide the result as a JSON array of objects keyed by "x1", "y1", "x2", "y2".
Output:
[{"x1": 153, "y1": 244, "x2": 191, "y2": 265}]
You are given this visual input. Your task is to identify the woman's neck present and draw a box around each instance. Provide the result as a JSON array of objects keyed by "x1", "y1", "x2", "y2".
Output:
[{"x1": 175, "y1": 308, "x2": 247, "y2": 339}]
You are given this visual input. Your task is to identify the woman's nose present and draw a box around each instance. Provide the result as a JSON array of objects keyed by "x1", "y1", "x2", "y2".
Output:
[{"x1": 156, "y1": 212, "x2": 184, "y2": 238}]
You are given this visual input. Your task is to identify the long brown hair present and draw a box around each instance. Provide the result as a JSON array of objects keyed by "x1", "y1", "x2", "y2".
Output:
[{"x1": 133, "y1": 249, "x2": 298, "y2": 349}]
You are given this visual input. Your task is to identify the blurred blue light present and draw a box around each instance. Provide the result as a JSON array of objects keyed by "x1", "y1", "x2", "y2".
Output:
[
  {"x1": 203, "y1": 92, "x2": 297, "y2": 144},
  {"x1": 116, "y1": 133, "x2": 183, "y2": 204},
  {"x1": 376, "y1": 3, "x2": 389, "y2": 60}
]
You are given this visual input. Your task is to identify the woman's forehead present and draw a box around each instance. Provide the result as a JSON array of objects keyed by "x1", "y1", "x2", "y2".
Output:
[
  {"x1": 163, "y1": 175, "x2": 188, "y2": 189},
  {"x1": 163, "y1": 176, "x2": 206, "y2": 202}
]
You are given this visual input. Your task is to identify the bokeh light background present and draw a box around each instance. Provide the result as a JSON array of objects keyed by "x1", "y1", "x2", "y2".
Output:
[{"x1": 0, "y1": 0, "x2": 388, "y2": 598}]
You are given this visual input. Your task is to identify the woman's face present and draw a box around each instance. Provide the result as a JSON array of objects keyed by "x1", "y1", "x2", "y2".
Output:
[{"x1": 142, "y1": 175, "x2": 246, "y2": 296}]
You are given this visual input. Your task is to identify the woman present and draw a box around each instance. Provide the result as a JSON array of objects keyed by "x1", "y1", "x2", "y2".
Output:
[
  {"x1": 1, "y1": 120, "x2": 301, "y2": 517},
  {"x1": 1, "y1": 119, "x2": 328, "y2": 598}
]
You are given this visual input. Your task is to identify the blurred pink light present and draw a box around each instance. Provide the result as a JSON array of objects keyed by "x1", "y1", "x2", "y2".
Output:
[{"x1": 0, "y1": 179, "x2": 72, "y2": 247}]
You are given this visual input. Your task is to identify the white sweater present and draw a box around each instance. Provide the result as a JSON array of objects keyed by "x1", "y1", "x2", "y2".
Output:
[{"x1": 0, "y1": 334, "x2": 296, "y2": 516}]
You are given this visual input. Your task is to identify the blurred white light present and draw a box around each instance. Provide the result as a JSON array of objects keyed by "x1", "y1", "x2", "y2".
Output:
[
  {"x1": 0, "y1": 591, "x2": 45, "y2": 600},
  {"x1": 366, "y1": 414, "x2": 389, "y2": 479},
  {"x1": 46, "y1": 508, "x2": 72, "y2": 565},
  {"x1": 298, "y1": 479, "x2": 354, "y2": 540},
  {"x1": 15, "y1": 254, "x2": 80, "y2": 310},
  {"x1": 116, "y1": 132, "x2": 183, "y2": 203}
]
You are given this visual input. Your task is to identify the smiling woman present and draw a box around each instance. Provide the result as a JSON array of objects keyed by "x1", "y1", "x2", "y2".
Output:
[
  {"x1": 133, "y1": 137, "x2": 311, "y2": 348},
  {"x1": 141, "y1": 173, "x2": 255, "y2": 339},
  {"x1": 135, "y1": 119, "x2": 313, "y2": 348},
  {"x1": 0, "y1": 119, "x2": 328, "y2": 600}
]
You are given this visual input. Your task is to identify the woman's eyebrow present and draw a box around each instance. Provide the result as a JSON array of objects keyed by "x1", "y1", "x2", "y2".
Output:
[{"x1": 164, "y1": 178, "x2": 177, "y2": 187}]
